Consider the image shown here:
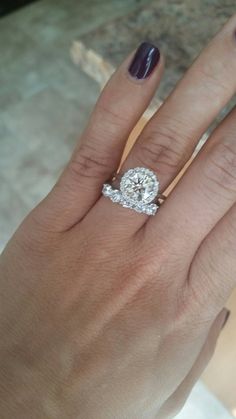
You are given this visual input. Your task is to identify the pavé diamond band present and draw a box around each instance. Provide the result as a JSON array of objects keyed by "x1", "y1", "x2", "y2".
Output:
[{"x1": 102, "y1": 167, "x2": 165, "y2": 216}]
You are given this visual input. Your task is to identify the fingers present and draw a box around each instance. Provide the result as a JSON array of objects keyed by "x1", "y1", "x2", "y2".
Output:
[
  {"x1": 158, "y1": 308, "x2": 228, "y2": 418},
  {"x1": 34, "y1": 43, "x2": 164, "y2": 232},
  {"x1": 190, "y1": 201, "x2": 236, "y2": 313},
  {"x1": 91, "y1": 15, "x2": 236, "y2": 235},
  {"x1": 147, "y1": 103, "x2": 236, "y2": 265},
  {"x1": 122, "y1": 15, "x2": 236, "y2": 189}
]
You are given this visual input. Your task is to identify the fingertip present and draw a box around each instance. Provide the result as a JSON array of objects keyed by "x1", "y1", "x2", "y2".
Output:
[
  {"x1": 128, "y1": 42, "x2": 161, "y2": 79},
  {"x1": 127, "y1": 43, "x2": 164, "y2": 84}
]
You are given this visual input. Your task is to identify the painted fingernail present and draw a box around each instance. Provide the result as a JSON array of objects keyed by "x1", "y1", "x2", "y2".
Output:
[
  {"x1": 128, "y1": 42, "x2": 160, "y2": 80},
  {"x1": 221, "y1": 309, "x2": 231, "y2": 329}
]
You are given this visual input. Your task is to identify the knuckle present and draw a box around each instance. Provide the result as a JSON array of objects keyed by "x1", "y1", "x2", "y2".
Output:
[
  {"x1": 197, "y1": 64, "x2": 231, "y2": 98},
  {"x1": 69, "y1": 143, "x2": 112, "y2": 181},
  {"x1": 130, "y1": 235, "x2": 180, "y2": 299},
  {"x1": 14, "y1": 216, "x2": 56, "y2": 258},
  {"x1": 135, "y1": 126, "x2": 185, "y2": 174},
  {"x1": 96, "y1": 100, "x2": 129, "y2": 125},
  {"x1": 203, "y1": 142, "x2": 236, "y2": 197},
  {"x1": 94, "y1": 98, "x2": 130, "y2": 135},
  {"x1": 198, "y1": 17, "x2": 236, "y2": 98},
  {"x1": 189, "y1": 250, "x2": 227, "y2": 313}
]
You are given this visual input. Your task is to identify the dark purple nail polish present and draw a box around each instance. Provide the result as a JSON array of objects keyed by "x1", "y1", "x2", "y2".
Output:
[
  {"x1": 222, "y1": 309, "x2": 231, "y2": 329},
  {"x1": 129, "y1": 42, "x2": 160, "y2": 80}
]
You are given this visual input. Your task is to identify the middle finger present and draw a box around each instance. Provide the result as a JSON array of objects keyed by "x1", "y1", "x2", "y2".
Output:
[
  {"x1": 147, "y1": 103, "x2": 236, "y2": 267},
  {"x1": 122, "y1": 15, "x2": 236, "y2": 187}
]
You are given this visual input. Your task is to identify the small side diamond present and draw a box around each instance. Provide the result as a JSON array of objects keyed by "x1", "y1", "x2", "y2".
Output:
[
  {"x1": 145, "y1": 204, "x2": 158, "y2": 215},
  {"x1": 110, "y1": 191, "x2": 121, "y2": 203},
  {"x1": 102, "y1": 184, "x2": 112, "y2": 196},
  {"x1": 134, "y1": 206, "x2": 143, "y2": 214},
  {"x1": 121, "y1": 199, "x2": 130, "y2": 208}
]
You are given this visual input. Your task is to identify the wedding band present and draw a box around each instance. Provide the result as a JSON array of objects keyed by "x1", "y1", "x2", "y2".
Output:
[{"x1": 102, "y1": 167, "x2": 165, "y2": 216}]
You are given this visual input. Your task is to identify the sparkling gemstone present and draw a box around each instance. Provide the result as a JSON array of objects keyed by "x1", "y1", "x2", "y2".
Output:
[
  {"x1": 102, "y1": 184, "x2": 112, "y2": 196},
  {"x1": 111, "y1": 191, "x2": 121, "y2": 203},
  {"x1": 145, "y1": 205, "x2": 157, "y2": 215},
  {"x1": 120, "y1": 168, "x2": 159, "y2": 205}
]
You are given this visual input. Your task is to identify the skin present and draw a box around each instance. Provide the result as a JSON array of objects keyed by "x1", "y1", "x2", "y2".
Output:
[{"x1": 1, "y1": 15, "x2": 236, "y2": 419}]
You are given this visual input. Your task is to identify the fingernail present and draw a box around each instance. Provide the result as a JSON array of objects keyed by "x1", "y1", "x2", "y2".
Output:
[
  {"x1": 221, "y1": 309, "x2": 231, "y2": 329},
  {"x1": 128, "y1": 42, "x2": 160, "y2": 80}
]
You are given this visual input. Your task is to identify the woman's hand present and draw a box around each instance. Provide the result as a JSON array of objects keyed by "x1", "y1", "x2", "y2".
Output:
[{"x1": 1, "y1": 15, "x2": 236, "y2": 419}]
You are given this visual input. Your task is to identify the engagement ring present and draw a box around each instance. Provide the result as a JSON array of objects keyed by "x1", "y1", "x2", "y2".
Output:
[{"x1": 102, "y1": 167, "x2": 165, "y2": 216}]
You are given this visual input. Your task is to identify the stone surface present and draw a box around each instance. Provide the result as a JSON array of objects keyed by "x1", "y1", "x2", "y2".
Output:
[
  {"x1": 72, "y1": 0, "x2": 236, "y2": 131},
  {"x1": 10, "y1": 0, "x2": 152, "y2": 48},
  {"x1": 120, "y1": 167, "x2": 159, "y2": 204},
  {"x1": 76, "y1": 0, "x2": 235, "y2": 100}
]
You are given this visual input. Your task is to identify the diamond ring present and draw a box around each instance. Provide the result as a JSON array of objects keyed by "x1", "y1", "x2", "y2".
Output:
[{"x1": 102, "y1": 167, "x2": 165, "y2": 216}]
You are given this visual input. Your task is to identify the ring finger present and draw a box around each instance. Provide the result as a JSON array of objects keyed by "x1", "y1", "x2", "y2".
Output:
[
  {"x1": 92, "y1": 15, "x2": 236, "y2": 233},
  {"x1": 146, "y1": 102, "x2": 236, "y2": 288}
]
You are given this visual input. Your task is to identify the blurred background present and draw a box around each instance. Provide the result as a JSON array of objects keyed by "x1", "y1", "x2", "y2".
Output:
[{"x1": 0, "y1": 1, "x2": 235, "y2": 417}]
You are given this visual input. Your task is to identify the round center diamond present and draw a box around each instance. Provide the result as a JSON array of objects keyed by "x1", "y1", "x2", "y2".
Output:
[{"x1": 120, "y1": 168, "x2": 159, "y2": 205}]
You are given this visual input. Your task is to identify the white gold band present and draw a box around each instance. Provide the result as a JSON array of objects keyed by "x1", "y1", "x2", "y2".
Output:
[{"x1": 102, "y1": 184, "x2": 159, "y2": 215}]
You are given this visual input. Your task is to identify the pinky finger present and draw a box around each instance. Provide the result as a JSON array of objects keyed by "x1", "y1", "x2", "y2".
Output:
[
  {"x1": 157, "y1": 308, "x2": 229, "y2": 419},
  {"x1": 190, "y1": 203, "x2": 236, "y2": 315}
]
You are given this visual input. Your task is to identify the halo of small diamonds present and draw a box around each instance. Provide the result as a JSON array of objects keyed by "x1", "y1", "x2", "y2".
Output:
[
  {"x1": 120, "y1": 167, "x2": 159, "y2": 205},
  {"x1": 102, "y1": 167, "x2": 160, "y2": 216}
]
